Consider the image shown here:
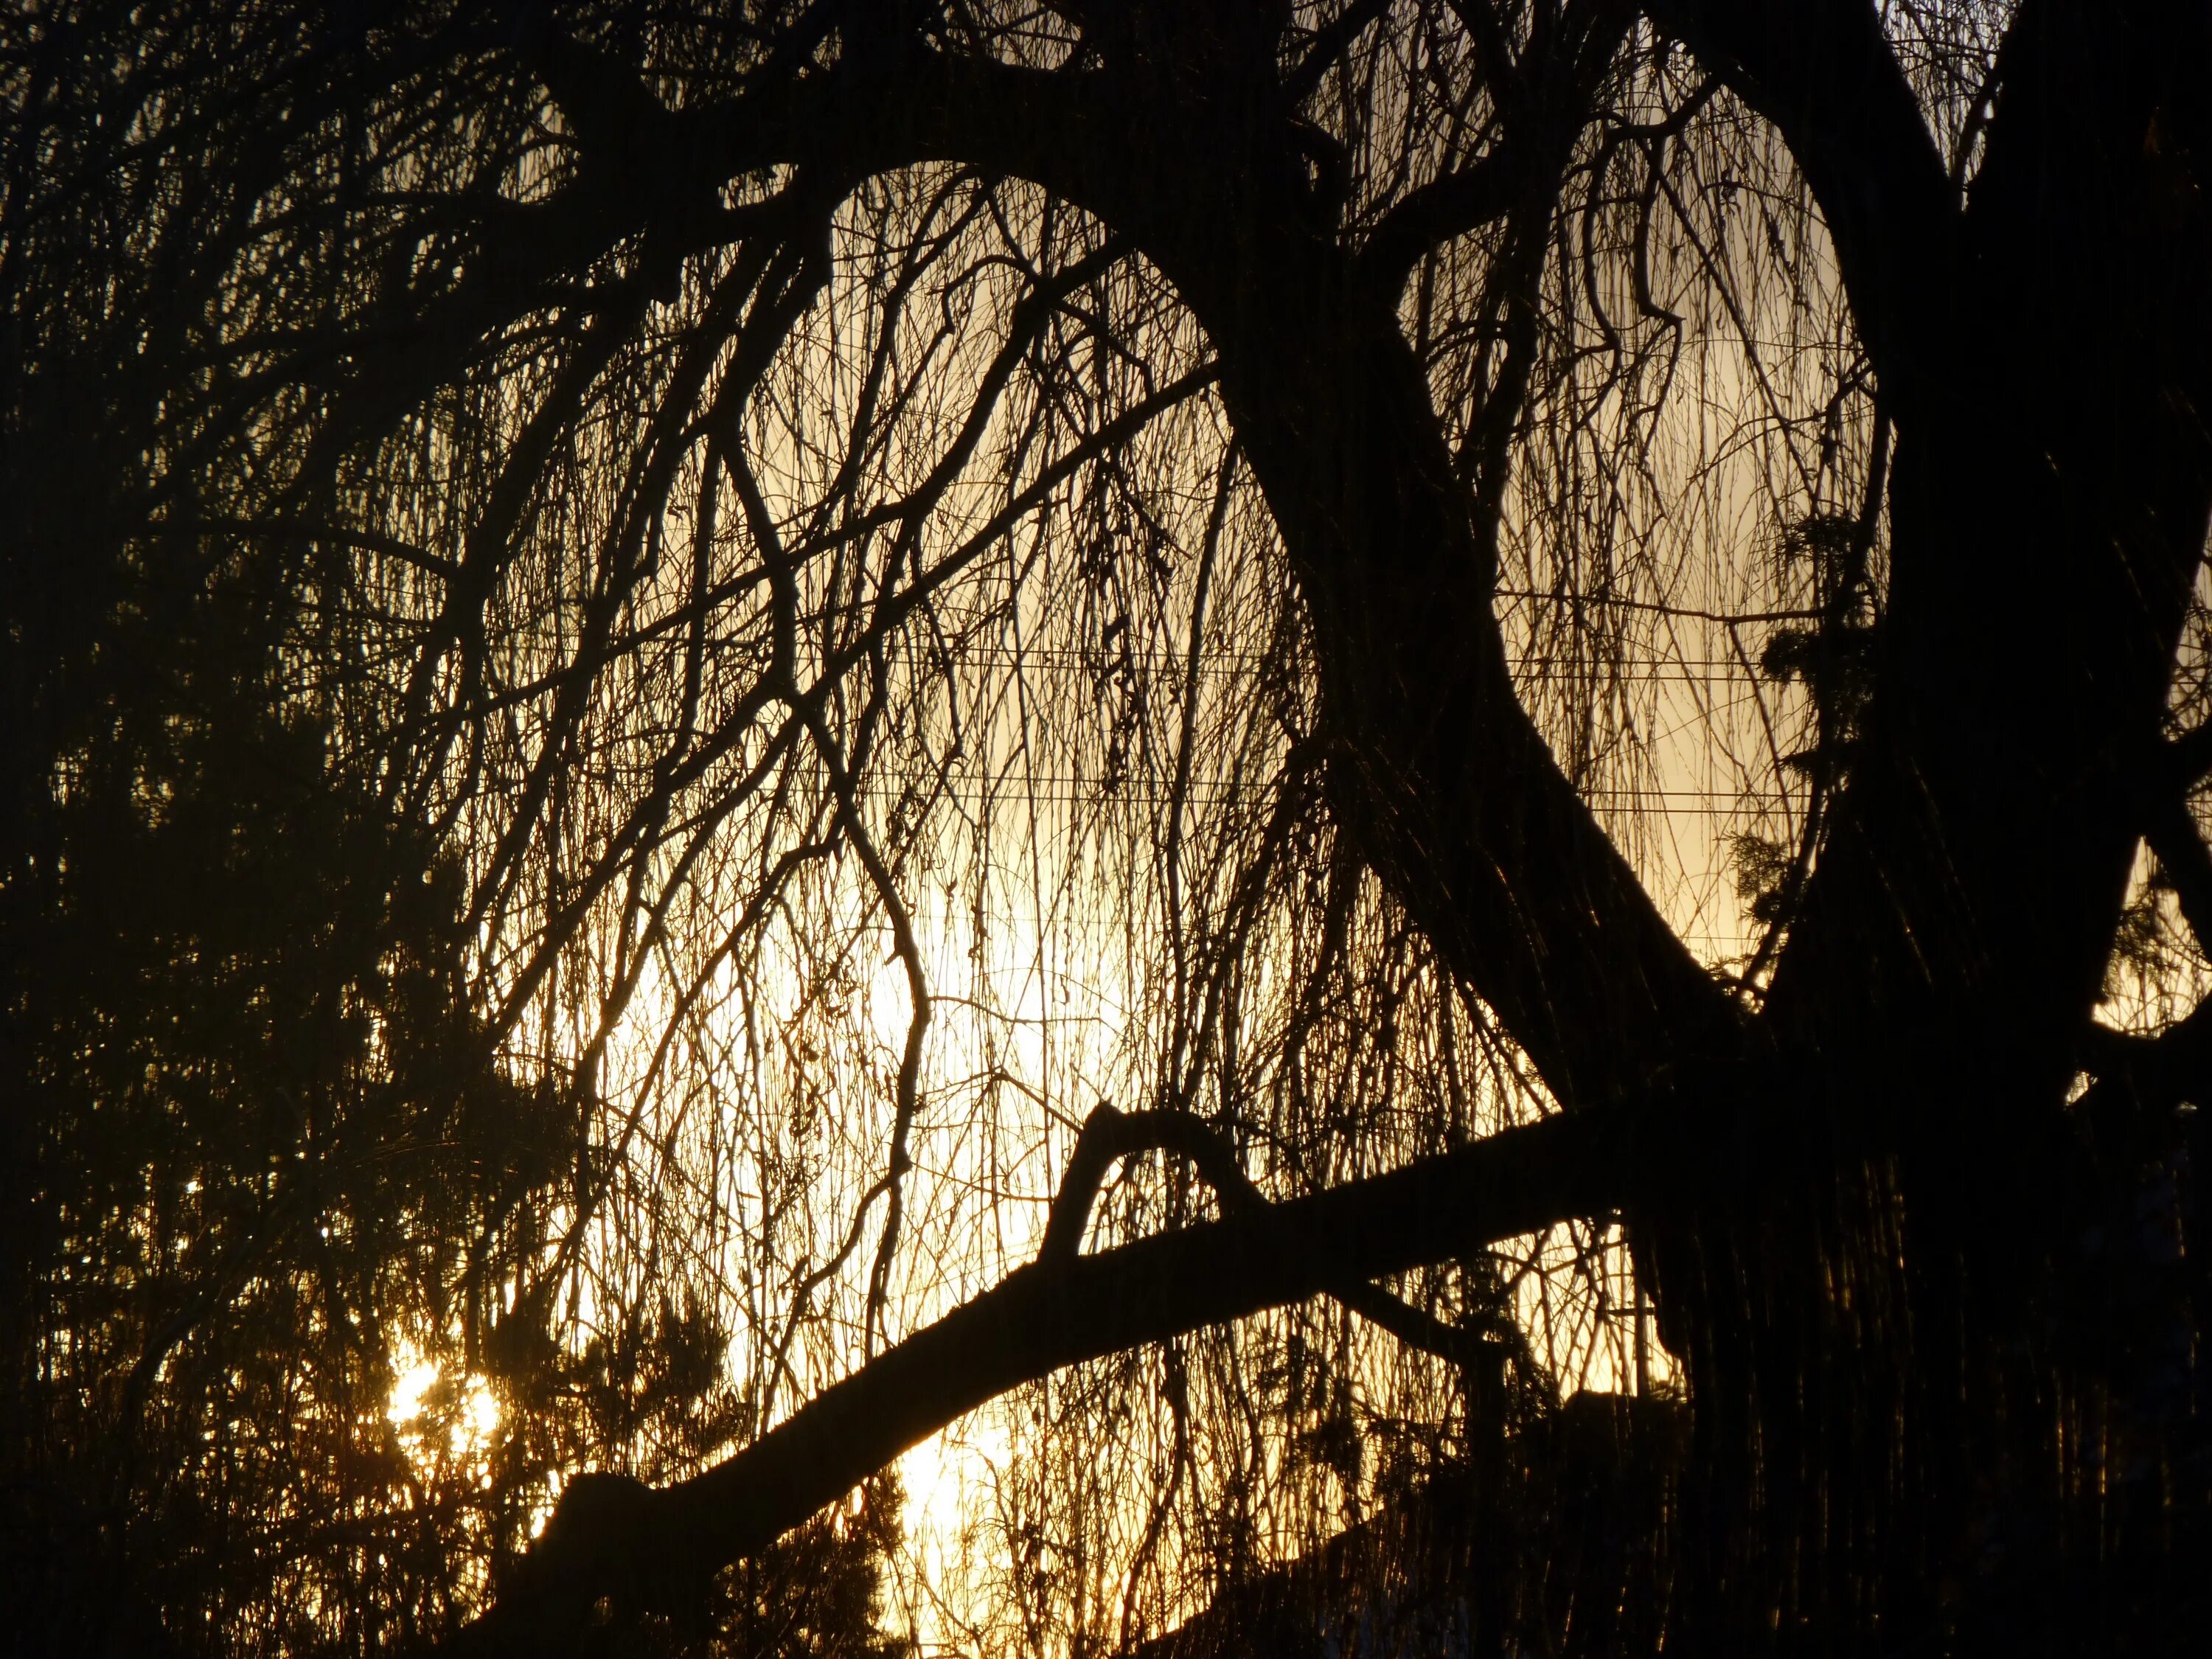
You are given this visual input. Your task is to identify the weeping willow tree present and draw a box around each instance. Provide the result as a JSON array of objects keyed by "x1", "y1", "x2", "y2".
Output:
[{"x1": 4, "y1": 1, "x2": 2210, "y2": 1655}]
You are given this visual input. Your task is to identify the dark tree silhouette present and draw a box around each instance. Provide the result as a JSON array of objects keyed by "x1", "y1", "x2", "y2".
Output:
[{"x1": 5, "y1": 3, "x2": 2210, "y2": 1656}]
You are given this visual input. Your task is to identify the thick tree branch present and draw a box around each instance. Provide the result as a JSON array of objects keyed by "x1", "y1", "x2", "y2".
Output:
[
  {"x1": 1211, "y1": 290, "x2": 1740, "y2": 1110},
  {"x1": 449, "y1": 1103, "x2": 1644, "y2": 1655}
]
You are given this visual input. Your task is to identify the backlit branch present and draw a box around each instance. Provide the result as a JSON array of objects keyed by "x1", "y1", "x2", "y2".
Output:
[{"x1": 453, "y1": 1099, "x2": 1643, "y2": 1656}]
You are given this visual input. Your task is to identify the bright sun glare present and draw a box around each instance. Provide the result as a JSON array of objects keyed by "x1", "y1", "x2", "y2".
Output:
[{"x1": 386, "y1": 1352, "x2": 502, "y2": 1470}]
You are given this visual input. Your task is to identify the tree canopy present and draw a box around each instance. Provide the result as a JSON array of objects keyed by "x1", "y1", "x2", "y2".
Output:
[{"x1": 4, "y1": 2, "x2": 2210, "y2": 1655}]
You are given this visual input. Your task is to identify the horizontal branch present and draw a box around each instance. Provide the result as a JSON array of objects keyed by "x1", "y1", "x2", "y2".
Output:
[{"x1": 448, "y1": 1104, "x2": 1641, "y2": 1656}]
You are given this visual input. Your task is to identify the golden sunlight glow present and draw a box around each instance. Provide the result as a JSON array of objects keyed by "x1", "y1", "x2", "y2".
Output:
[
  {"x1": 386, "y1": 1358, "x2": 440, "y2": 1426},
  {"x1": 386, "y1": 1348, "x2": 502, "y2": 1473}
]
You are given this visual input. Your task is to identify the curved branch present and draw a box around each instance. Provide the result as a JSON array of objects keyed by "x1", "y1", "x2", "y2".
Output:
[
  {"x1": 1356, "y1": 147, "x2": 1521, "y2": 299},
  {"x1": 1039, "y1": 1102, "x2": 1517, "y2": 1372},
  {"x1": 1039, "y1": 1104, "x2": 1245, "y2": 1263}
]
